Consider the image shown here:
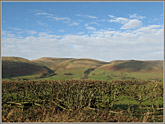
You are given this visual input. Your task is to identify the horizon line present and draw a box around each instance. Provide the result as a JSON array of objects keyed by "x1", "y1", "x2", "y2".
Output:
[{"x1": 1, "y1": 55, "x2": 163, "y2": 62}]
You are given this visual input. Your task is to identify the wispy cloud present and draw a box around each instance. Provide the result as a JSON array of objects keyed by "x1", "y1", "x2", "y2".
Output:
[
  {"x1": 88, "y1": 22, "x2": 99, "y2": 26},
  {"x1": 35, "y1": 12, "x2": 53, "y2": 16},
  {"x1": 76, "y1": 14, "x2": 97, "y2": 19},
  {"x1": 36, "y1": 21, "x2": 47, "y2": 26},
  {"x1": 35, "y1": 10, "x2": 81, "y2": 27},
  {"x1": 67, "y1": 22, "x2": 79, "y2": 26},
  {"x1": 4, "y1": 28, "x2": 37, "y2": 36},
  {"x1": 59, "y1": 29, "x2": 65, "y2": 32},
  {"x1": 85, "y1": 24, "x2": 96, "y2": 30},
  {"x1": 129, "y1": 14, "x2": 145, "y2": 20},
  {"x1": 35, "y1": 10, "x2": 70, "y2": 22},
  {"x1": 52, "y1": 16, "x2": 70, "y2": 21},
  {"x1": 26, "y1": 30, "x2": 37, "y2": 35},
  {"x1": 7, "y1": 27, "x2": 22, "y2": 31}
]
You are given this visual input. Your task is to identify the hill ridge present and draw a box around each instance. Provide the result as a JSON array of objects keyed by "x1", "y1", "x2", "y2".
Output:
[{"x1": 2, "y1": 56, "x2": 163, "y2": 63}]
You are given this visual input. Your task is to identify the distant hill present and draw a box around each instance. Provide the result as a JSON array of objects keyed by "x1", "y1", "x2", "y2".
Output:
[
  {"x1": 2, "y1": 57, "x2": 54, "y2": 78},
  {"x1": 98, "y1": 60, "x2": 163, "y2": 72},
  {"x1": 2, "y1": 56, "x2": 163, "y2": 81},
  {"x1": 32, "y1": 57, "x2": 73, "y2": 70},
  {"x1": 55, "y1": 58, "x2": 109, "y2": 69}
]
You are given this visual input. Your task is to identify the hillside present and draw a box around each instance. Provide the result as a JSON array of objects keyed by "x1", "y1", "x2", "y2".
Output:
[
  {"x1": 32, "y1": 57, "x2": 73, "y2": 70},
  {"x1": 2, "y1": 56, "x2": 163, "y2": 81},
  {"x1": 55, "y1": 58, "x2": 109, "y2": 69},
  {"x1": 88, "y1": 60, "x2": 163, "y2": 81},
  {"x1": 98, "y1": 60, "x2": 163, "y2": 72},
  {"x1": 2, "y1": 57, "x2": 54, "y2": 79}
]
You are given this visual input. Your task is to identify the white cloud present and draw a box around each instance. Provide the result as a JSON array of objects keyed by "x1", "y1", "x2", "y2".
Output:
[
  {"x1": 109, "y1": 15, "x2": 143, "y2": 30},
  {"x1": 52, "y1": 16, "x2": 70, "y2": 21},
  {"x1": 121, "y1": 19, "x2": 142, "y2": 29},
  {"x1": 108, "y1": 15, "x2": 115, "y2": 18},
  {"x1": 109, "y1": 17, "x2": 128, "y2": 24},
  {"x1": 76, "y1": 14, "x2": 97, "y2": 19},
  {"x1": 133, "y1": 25, "x2": 162, "y2": 35},
  {"x1": 129, "y1": 14, "x2": 145, "y2": 20},
  {"x1": 2, "y1": 24, "x2": 163, "y2": 61}
]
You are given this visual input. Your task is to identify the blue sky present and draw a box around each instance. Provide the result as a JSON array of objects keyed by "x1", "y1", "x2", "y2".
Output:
[{"x1": 2, "y1": 2, "x2": 164, "y2": 61}]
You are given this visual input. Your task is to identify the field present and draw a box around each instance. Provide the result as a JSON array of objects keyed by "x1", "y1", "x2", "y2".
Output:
[{"x1": 2, "y1": 80, "x2": 163, "y2": 122}]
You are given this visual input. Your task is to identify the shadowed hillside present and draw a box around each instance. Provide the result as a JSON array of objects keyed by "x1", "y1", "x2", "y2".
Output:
[
  {"x1": 2, "y1": 57, "x2": 54, "y2": 78},
  {"x1": 98, "y1": 60, "x2": 163, "y2": 72}
]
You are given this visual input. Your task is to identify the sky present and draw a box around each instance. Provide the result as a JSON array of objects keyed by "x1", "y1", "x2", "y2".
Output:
[{"x1": 1, "y1": 2, "x2": 164, "y2": 62}]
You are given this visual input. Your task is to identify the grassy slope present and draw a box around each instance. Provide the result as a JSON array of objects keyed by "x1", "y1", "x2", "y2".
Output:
[
  {"x1": 2, "y1": 56, "x2": 163, "y2": 81},
  {"x1": 88, "y1": 60, "x2": 163, "y2": 81}
]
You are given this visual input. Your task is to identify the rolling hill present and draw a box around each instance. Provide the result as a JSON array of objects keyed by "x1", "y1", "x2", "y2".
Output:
[
  {"x1": 32, "y1": 57, "x2": 73, "y2": 70},
  {"x1": 98, "y1": 60, "x2": 163, "y2": 72},
  {"x1": 2, "y1": 56, "x2": 163, "y2": 81},
  {"x1": 2, "y1": 57, "x2": 54, "y2": 79},
  {"x1": 88, "y1": 60, "x2": 163, "y2": 81}
]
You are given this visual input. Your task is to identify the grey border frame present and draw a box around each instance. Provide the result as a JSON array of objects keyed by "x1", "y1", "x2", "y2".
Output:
[{"x1": 0, "y1": 0, "x2": 164, "y2": 124}]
